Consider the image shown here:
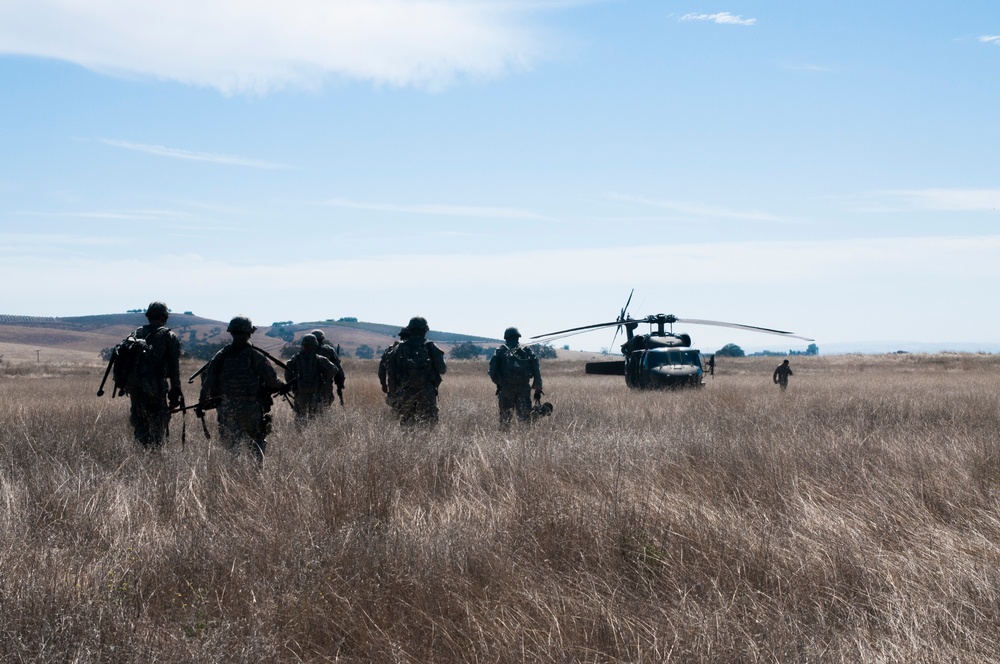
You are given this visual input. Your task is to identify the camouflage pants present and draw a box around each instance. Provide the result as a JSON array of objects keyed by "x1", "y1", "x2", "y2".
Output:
[
  {"x1": 396, "y1": 385, "x2": 439, "y2": 425},
  {"x1": 218, "y1": 400, "x2": 270, "y2": 464},
  {"x1": 293, "y1": 390, "x2": 326, "y2": 426},
  {"x1": 497, "y1": 384, "x2": 533, "y2": 428},
  {"x1": 130, "y1": 391, "x2": 169, "y2": 450}
]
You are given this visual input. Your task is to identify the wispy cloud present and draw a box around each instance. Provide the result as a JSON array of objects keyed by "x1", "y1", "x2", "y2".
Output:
[
  {"x1": 0, "y1": 0, "x2": 558, "y2": 94},
  {"x1": 321, "y1": 197, "x2": 549, "y2": 220},
  {"x1": 858, "y1": 188, "x2": 1000, "y2": 212},
  {"x1": 608, "y1": 193, "x2": 793, "y2": 223},
  {"x1": 100, "y1": 139, "x2": 290, "y2": 169},
  {"x1": 979, "y1": 35, "x2": 1000, "y2": 46},
  {"x1": 680, "y1": 12, "x2": 756, "y2": 26}
]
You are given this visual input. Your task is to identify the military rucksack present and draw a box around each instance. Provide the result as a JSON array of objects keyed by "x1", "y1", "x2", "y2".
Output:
[
  {"x1": 501, "y1": 346, "x2": 534, "y2": 382},
  {"x1": 394, "y1": 339, "x2": 435, "y2": 387},
  {"x1": 110, "y1": 326, "x2": 168, "y2": 396}
]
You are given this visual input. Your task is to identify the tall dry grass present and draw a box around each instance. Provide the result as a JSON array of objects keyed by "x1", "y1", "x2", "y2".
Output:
[{"x1": 1, "y1": 353, "x2": 999, "y2": 662}]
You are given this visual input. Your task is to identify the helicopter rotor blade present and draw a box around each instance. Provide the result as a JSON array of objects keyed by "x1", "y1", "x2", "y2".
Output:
[
  {"x1": 529, "y1": 320, "x2": 627, "y2": 340},
  {"x1": 610, "y1": 289, "x2": 635, "y2": 351},
  {"x1": 677, "y1": 317, "x2": 814, "y2": 341}
]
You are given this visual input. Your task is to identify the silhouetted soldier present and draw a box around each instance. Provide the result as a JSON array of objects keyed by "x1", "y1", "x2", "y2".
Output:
[
  {"x1": 126, "y1": 301, "x2": 182, "y2": 450},
  {"x1": 385, "y1": 317, "x2": 447, "y2": 425},
  {"x1": 286, "y1": 334, "x2": 339, "y2": 426},
  {"x1": 199, "y1": 315, "x2": 287, "y2": 464},
  {"x1": 378, "y1": 327, "x2": 410, "y2": 415},
  {"x1": 773, "y1": 359, "x2": 793, "y2": 392},
  {"x1": 311, "y1": 329, "x2": 345, "y2": 405},
  {"x1": 488, "y1": 327, "x2": 543, "y2": 429}
]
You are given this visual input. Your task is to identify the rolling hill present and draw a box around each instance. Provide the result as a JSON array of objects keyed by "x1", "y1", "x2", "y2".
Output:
[{"x1": 0, "y1": 313, "x2": 506, "y2": 364}]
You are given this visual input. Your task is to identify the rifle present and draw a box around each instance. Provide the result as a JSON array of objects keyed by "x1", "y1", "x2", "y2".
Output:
[
  {"x1": 171, "y1": 396, "x2": 220, "y2": 439},
  {"x1": 188, "y1": 343, "x2": 290, "y2": 384},
  {"x1": 97, "y1": 354, "x2": 115, "y2": 397}
]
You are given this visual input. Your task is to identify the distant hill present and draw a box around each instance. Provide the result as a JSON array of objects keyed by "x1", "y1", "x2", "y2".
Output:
[{"x1": 0, "y1": 312, "x2": 504, "y2": 364}]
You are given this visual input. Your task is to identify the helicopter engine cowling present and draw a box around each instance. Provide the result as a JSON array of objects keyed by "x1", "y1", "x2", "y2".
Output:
[{"x1": 645, "y1": 334, "x2": 691, "y2": 348}]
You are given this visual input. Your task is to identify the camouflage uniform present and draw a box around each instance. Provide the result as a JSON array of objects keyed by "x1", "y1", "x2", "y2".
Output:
[
  {"x1": 286, "y1": 334, "x2": 339, "y2": 425},
  {"x1": 200, "y1": 316, "x2": 285, "y2": 464},
  {"x1": 377, "y1": 328, "x2": 409, "y2": 414},
  {"x1": 312, "y1": 329, "x2": 345, "y2": 405},
  {"x1": 488, "y1": 327, "x2": 543, "y2": 428},
  {"x1": 385, "y1": 317, "x2": 447, "y2": 425},
  {"x1": 773, "y1": 360, "x2": 793, "y2": 391},
  {"x1": 127, "y1": 302, "x2": 182, "y2": 450}
]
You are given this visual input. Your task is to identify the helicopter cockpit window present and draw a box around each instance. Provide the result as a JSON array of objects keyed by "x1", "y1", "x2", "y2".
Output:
[{"x1": 646, "y1": 350, "x2": 702, "y2": 367}]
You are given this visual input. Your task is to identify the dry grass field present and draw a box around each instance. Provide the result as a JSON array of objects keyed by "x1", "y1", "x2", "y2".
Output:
[{"x1": 1, "y1": 353, "x2": 999, "y2": 662}]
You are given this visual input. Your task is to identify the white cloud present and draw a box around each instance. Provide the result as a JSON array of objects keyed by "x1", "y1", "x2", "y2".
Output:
[
  {"x1": 321, "y1": 197, "x2": 549, "y2": 220},
  {"x1": 99, "y1": 139, "x2": 290, "y2": 169},
  {"x1": 874, "y1": 188, "x2": 1000, "y2": 212},
  {"x1": 979, "y1": 35, "x2": 1000, "y2": 46},
  {"x1": 0, "y1": 0, "x2": 554, "y2": 94},
  {"x1": 680, "y1": 12, "x2": 756, "y2": 26},
  {"x1": 608, "y1": 193, "x2": 792, "y2": 223}
]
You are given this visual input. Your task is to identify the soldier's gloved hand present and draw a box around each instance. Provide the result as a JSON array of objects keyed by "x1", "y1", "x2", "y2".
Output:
[
  {"x1": 534, "y1": 389, "x2": 544, "y2": 402},
  {"x1": 168, "y1": 386, "x2": 183, "y2": 409},
  {"x1": 381, "y1": 384, "x2": 389, "y2": 394},
  {"x1": 194, "y1": 403, "x2": 205, "y2": 418},
  {"x1": 279, "y1": 382, "x2": 294, "y2": 396}
]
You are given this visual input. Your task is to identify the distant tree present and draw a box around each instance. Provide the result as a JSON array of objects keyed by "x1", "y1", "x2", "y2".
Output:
[
  {"x1": 355, "y1": 344, "x2": 374, "y2": 359},
  {"x1": 806, "y1": 343, "x2": 819, "y2": 356},
  {"x1": 529, "y1": 343, "x2": 558, "y2": 360},
  {"x1": 126, "y1": 309, "x2": 144, "y2": 314},
  {"x1": 450, "y1": 342, "x2": 487, "y2": 360},
  {"x1": 716, "y1": 343, "x2": 745, "y2": 358},
  {"x1": 265, "y1": 325, "x2": 295, "y2": 342},
  {"x1": 271, "y1": 320, "x2": 294, "y2": 327},
  {"x1": 338, "y1": 317, "x2": 358, "y2": 323},
  {"x1": 183, "y1": 311, "x2": 194, "y2": 315},
  {"x1": 183, "y1": 340, "x2": 227, "y2": 361},
  {"x1": 280, "y1": 343, "x2": 298, "y2": 360}
]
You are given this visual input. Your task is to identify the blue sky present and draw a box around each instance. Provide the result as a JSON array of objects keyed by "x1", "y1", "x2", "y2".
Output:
[{"x1": 2, "y1": 1, "x2": 998, "y2": 352}]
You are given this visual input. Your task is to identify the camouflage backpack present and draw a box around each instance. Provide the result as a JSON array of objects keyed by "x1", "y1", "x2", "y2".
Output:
[
  {"x1": 501, "y1": 346, "x2": 534, "y2": 382},
  {"x1": 111, "y1": 327, "x2": 167, "y2": 396},
  {"x1": 394, "y1": 339, "x2": 434, "y2": 388}
]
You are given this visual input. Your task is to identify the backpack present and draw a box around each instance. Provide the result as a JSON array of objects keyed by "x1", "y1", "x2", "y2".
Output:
[
  {"x1": 111, "y1": 327, "x2": 167, "y2": 396},
  {"x1": 502, "y1": 346, "x2": 534, "y2": 382},
  {"x1": 394, "y1": 339, "x2": 435, "y2": 387}
]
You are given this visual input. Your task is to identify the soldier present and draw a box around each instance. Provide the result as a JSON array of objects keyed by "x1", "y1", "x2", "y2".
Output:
[
  {"x1": 385, "y1": 316, "x2": 447, "y2": 425},
  {"x1": 378, "y1": 327, "x2": 410, "y2": 414},
  {"x1": 126, "y1": 301, "x2": 182, "y2": 450},
  {"x1": 773, "y1": 359, "x2": 793, "y2": 392},
  {"x1": 199, "y1": 315, "x2": 287, "y2": 464},
  {"x1": 311, "y1": 329, "x2": 346, "y2": 406},
  {"x1": 488, "y1": 327, "x2": 543, "y2": 428},
  {"x1": 285, "y1": 334, "x2": 339, "y2": 426}
]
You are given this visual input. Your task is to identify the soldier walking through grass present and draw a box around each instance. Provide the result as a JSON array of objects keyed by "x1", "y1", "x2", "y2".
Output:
[
  {"x1": 285, "y1": 333, "x2": 339, "y2": 426},
  {"x1": 125, "y1": 301, "x2": 182, "y2": 450},
  {"x1": 198, "y1": 315, "x2": 288, "y2": 464},
  {"x1": 773, "y1": 359, "x2": 793, "y2": 392},
  {"x1": 489, "y1": 327, "x2": 543, "y2": 429},
  {"x1": 385, "y1": 317, "x2": 446, "y2": 425},
  {"x1": 311, "y1": 329, "x2": 345, "y2": 405},
  {"x1": 378, "y1": 327, "x2": 409, "y2": 415}
]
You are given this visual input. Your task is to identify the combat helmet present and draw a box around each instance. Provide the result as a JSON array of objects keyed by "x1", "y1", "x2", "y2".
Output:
[
  {"x1": 227, "y1": 315, "x2": 255, "y2": 335},
  {"x1": 311, "y1": 329, "x2": 326, "y2": 344},
  {"x1": 406, "y1": 316, "x2": 429, "y2": 335},
  {"x1": 503, "y1": 326, "x2": 521, "y2": 340},
  {"x1": 301, "y1": 333, "x2": 318, "y2": 348},
  {"x1": 145, "y1": 301, "x2": 169, "y2": 321}
]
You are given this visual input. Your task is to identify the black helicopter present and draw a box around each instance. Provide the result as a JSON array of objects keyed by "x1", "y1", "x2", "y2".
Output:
[{"x1": 531, "y1": 292, "x2": 814, "y2": 389}]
